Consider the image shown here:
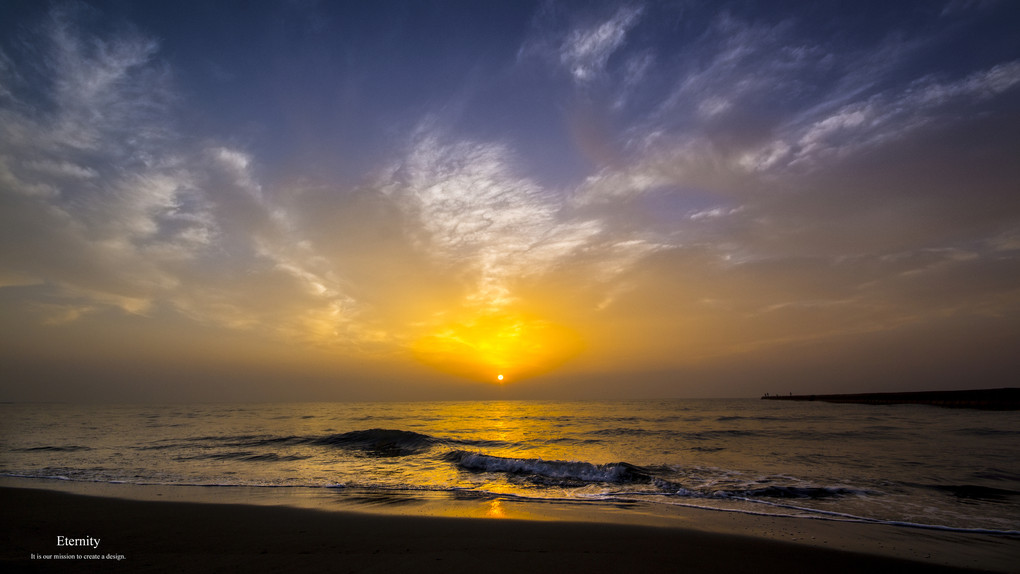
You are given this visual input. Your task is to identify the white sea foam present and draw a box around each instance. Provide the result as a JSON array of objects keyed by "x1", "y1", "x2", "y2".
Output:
[{"x1": 449, "y1": 451, "x2": 649, "y2": 484}]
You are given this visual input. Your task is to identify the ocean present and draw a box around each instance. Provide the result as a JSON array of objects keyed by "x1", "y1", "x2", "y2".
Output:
[{"x1": 2, "y1": 399, "x2": 1018, "y2": 534}]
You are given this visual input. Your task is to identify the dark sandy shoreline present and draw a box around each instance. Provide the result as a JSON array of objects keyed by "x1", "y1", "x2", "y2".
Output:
[{"x1": 3, "y1": 485, "x2": 1016, "y2": 573}]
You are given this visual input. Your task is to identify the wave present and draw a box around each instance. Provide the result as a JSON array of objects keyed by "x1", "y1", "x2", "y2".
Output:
[
  {"x1": 13, "y1": 445, "x2": 92, "y2": 452},
  {"x1": 135, "y1": 429, "x2": 441, "y2": 456},
  {"x1": 926, "y1": 484, "x2": 1020, "y2": 501},
  {"x1": 174, "y1": 451, "x2": 311, "y2": 463},
  {"x1": 540, "y1": 437, "x2": 604, "y2": 446},
  {"x1": 446, "y1": 438, "x2": 517, "y2": 449},
  {"x1": 717, "y1": 485, "x2": 872, "y2": 500},
  {"x1": 445, "y1": 451, "x2": 650, "y2": 484},
  {"x1": 134, "y1": 434, "x2": 301, "y2": 451},
  {"x1": 971, "y1": 468, "x2": 1020, "y2": 482},
  {"x1": 591, "y1": 427, "x2": 677, "y2": 437},
  {"x1": 954, "y1": 427, "x2": 1020, "y2": 437},
  {"x1": 230, "y1": 436, "x2": 304, "y2": 447},
  {"x1": 308, "y1": 429, "x2": 437, "y2": 456},
  {"x1": 591, "y1": 428, "x2": 763, "y2": 441},
  {"x1": 441, "y1": 451, "x2": 870, "y2": 501}
]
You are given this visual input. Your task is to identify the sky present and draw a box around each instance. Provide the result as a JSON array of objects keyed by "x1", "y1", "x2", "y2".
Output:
[{"x1": 1, "y1": 0, "x2": 1019, "y2": 402}]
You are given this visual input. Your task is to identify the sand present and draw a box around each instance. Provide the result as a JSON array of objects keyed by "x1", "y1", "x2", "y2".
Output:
[{"x1": 2, "y1": 486, "x2": 1014, "y2": 573}]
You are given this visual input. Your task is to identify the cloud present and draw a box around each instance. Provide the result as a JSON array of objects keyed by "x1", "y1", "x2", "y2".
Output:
[
  {"x1": 740, "y1": 60, "x2": 1020, "y2": 172},
  {"x1": 560, "y1": 5, "x2": 643, "y2": 84},
  {"x1": 567, "y1": 6, "x2": 1020, "y2": 216},
  {"x1": 535, "y1": 4, "x2": 1020, "y2": 371},
  {"x1": 381, "y1": 130, "x2": 665, "y2": 311},
  {"x1": 0, "y1": 6, "x2": 194, "y2": 313},
  {"x1": 37, "y1": 4, "x2": 172, "y2": 153},
  {"x1": 0, "y1": 7, "x2": 359, "y2": 349}
]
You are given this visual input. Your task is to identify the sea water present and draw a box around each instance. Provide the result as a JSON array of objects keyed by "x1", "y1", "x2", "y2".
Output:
[{"x1": 1, "y1": 400, "x2": 1017, "y2": 534}]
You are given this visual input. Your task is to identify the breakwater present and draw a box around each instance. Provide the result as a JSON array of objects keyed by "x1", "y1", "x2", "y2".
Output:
[{"x1": 761, "y1": 388, "x2": 1020, "y2": 410}]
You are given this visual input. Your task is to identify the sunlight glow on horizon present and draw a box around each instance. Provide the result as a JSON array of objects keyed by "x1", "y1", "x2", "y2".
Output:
[{"x1": 411, "y1": 308, "x2": 583, "y2": 383}]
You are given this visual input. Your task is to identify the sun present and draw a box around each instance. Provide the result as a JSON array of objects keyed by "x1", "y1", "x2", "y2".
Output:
[{"x1": 412, "y1": 308, "x2": 583, "y2": 383}]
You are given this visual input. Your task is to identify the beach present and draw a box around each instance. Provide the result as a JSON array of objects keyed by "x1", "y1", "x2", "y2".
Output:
[
  {"x1": 3, "y1": 485, "x2": 1016, "y2": 573},
  {"x1": 3, "y1": 401, "x2": 1018, "y2": 572}
]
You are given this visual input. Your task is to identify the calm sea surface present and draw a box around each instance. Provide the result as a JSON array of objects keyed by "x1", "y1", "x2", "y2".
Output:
[{"x1": 2, "y1": 400, "x2": 1018, "y2": 533}]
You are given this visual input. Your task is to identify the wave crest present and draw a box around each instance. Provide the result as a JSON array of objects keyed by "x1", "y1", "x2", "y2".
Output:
[{"x1": 446, "y1": 451, "x2": 650, "y2": 484}]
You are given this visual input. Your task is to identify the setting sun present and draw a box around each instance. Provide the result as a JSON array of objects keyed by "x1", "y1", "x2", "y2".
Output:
[{"x1": 411, "y1": 308, "x2": 583, "y2": 383}]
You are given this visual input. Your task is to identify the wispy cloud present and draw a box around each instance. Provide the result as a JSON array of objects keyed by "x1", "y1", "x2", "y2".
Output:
[
  {"x1": 560, "y1": 5, "x2": 643, "y2": 84},
  {"x1": 0, "y1": 8, "x2": 357, "y2": 347},
  {"x1": 0, "y1": 6, "x2": 194, "y2": 314},
  {"x1": 741, "y1": 60, "x2": 1020, "y2": 172},
  {"x1": 382, "y1": 130, "x2": 665, "y2": 312}
]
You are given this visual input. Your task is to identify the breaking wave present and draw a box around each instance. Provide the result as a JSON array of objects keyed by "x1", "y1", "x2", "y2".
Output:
[{"x1": 444, "y1": 451, "x2": 651, "y2": 484}]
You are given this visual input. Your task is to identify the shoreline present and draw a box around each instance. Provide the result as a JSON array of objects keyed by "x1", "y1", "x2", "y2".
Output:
[{"x1": 3, "y1": 483, "x2": 1016, "y2": 573}]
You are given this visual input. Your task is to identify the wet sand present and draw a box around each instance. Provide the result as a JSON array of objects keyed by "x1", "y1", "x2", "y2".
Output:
[{"x1": 1, "y1": 486, "x2": 1014, "y2": 573}]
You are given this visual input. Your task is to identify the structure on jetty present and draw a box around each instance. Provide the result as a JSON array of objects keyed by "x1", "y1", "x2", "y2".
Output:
[{"x1": 761, "y1": 388, "x2": 1020, "y2": 410}]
